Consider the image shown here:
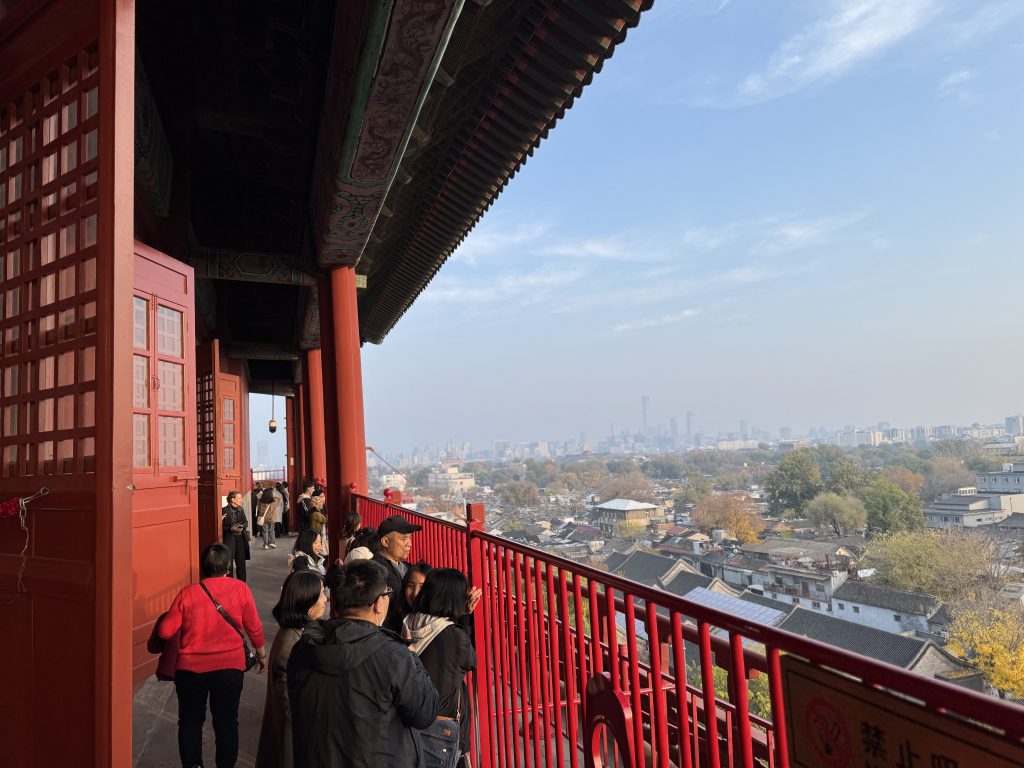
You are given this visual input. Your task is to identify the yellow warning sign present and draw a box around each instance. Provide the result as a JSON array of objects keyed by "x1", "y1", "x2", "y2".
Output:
[{"x1": 781, "y1": 655, "x2": 1024, "y2": 768}]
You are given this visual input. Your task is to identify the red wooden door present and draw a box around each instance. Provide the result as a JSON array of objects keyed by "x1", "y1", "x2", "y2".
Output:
[
  {"x1": 197, "y1": 340, "x2": 243, "y2": 548},
  {"x1": 130, "y1": 242, "x2": 197, "y2": 683}
]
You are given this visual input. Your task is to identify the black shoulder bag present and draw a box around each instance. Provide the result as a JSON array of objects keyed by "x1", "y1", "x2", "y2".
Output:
[{"x1": 199, "y1": 582, "x2": 258, "y2": 671}]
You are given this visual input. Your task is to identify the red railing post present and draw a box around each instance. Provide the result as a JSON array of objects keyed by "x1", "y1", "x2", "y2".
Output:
[
  {"x1": 467, "y1": 507, "x2": 494, "y2": 766},
  {"x1": 728, "y1": 634, "x2": 754, "y2": 768}
]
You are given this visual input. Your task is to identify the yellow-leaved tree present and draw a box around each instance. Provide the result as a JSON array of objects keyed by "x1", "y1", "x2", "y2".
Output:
[
  {"x1": 692, "y1": 493, "x2": 764, "y2": 544},
  {"x1": 946, "y1": 601, "x2": 1024, "y2": 699}
]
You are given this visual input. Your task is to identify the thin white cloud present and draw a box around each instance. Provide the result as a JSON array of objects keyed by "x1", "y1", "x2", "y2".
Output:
[
  {"x1": 680, "y1": 210, "x2": 870, "y2": 257},
  {"x1": 943, "y1": 2, "x2": 1024, "y2": 49},
  {"x1": 738, "y1": 0, "x2": 936, "y2": 104},
  {"x1": 938, "y1": 68, "x2": 978, "y2": 94},
  {"x1": 751, "y1": 210, "x2": 870, "y2": 256},
  {"x1": 449, "y1": 219, "x2": 551, "y2": 266},
  {"x1": 542, "y1": 237, "x2": 668, "y2": 263},
  {"x1": 423, "y1": 267, "x2": 583, "y2": 306},
  {"x1": 610, "y1": 309, "x2": 700, "y2": 335}
]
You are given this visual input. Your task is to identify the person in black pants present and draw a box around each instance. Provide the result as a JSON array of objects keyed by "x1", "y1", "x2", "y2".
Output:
[
  {"x1": 222, "y1": 491, "x2": 250, "y2": 581},
  {"x1": 158, "y1": 544, "x2": 266, "y2": 768}
]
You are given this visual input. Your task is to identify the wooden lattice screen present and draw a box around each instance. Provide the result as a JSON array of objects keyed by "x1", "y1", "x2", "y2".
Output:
[{"x1": 0, "y1": 45, "x2": 100, "y2": 478}]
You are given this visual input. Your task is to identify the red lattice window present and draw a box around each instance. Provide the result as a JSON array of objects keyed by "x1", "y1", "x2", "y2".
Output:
[
  {"x1": 0, "y1": 45, "x2": 100, "y2": 477},
  {"x1": 197, "y1": 372, "x2": 214, "y2": 474},
  {"x1": 132, "y1": 292, "x2": 189, "y2": 471}
]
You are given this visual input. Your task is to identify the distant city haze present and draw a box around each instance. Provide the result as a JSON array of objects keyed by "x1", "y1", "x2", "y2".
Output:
[{"x1": 353, "y1": 1, "x2": 1024, "y2": 455}]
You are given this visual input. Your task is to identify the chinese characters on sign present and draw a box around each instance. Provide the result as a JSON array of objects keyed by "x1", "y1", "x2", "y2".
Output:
[{"x1": 781, "y1": 656, "x2": 1024, "y2": 768}]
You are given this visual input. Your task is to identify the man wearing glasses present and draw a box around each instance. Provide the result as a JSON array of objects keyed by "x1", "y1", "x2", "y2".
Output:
[{"x1": 287, "y1": 560, "x2": 438, "y2": 767}]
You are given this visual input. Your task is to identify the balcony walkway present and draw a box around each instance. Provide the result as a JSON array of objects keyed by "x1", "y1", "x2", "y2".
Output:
[{"x1": 132, "y1": 539, "x2": 294, "y2": 768}]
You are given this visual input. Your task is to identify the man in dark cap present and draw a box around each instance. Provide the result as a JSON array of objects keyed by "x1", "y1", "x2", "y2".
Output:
[{"x1": 372, "y1": 515, "x2": 422, "y2": 633}]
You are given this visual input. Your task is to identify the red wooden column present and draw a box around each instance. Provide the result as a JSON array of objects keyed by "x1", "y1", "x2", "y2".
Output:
[
  {"x1": 296, "y1": 381, "x2": 310, "y2": 482},
  {"x1": 98, "y1": 3, "x2": 136, "y2": 765},
  {"x1": 320, "y1": 267, "x2": 368, "y2": 548},
  {"x1": 305, "y1": 349, "x2": 327, "y2": 485},
  {"x1": 284, "y1": 395, "x2": 297, "y2": 528}
]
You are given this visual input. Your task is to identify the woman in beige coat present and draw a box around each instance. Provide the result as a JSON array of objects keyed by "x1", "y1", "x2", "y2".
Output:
[
  {"x1": 257, "y1": 486, "x2": 280, "y2": 550},
  {"x1": 254, "y1": 569, "x2": 327, "y2": 768}
]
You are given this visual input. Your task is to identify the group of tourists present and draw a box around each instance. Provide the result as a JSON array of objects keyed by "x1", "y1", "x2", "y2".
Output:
[
  {"x1": 153, "y1": 486, "x2": 479, "y2": 768},
  {"x1": 221, "y1": 480, "x2": 333, "y2": 582}
]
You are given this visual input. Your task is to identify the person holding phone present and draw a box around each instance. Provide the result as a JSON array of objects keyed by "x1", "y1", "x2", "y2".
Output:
[{"x1": 222, "y1": 491, "x2": 251, "y2": 581}]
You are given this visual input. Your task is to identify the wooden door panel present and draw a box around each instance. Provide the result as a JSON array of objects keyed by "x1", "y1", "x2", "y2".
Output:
[{"x1": 130, "y1": 243, "x2": 197, "y2": 685}]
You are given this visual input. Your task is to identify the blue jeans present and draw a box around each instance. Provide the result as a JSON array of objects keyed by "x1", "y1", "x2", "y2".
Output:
[{"x1": 420, "y1": 718, "x2": 460, "y2": 768}]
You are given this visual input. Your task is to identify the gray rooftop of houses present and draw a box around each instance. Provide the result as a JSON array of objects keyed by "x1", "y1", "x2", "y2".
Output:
[
  {"x1": 739, "y1": 590, "x2": 794, "y2": 612},
  {"x1": 740, "y1": 540, "x2": 853, "y2": 559},
  {"x1": 603, "y1": 550, "x2": 632, "y2": 573},
  {"x1": 832, "y1": 581, "x2": 943, "y2": 616},
  {"x1": 661, "y1": 570, "x2": 714, "y2": 599},
  {"x1": 611, "y1": 551, "x2": 684, "y2": 587},
  {"x1": 779, "y1": 608, "x2": 928, "y2": 667}
]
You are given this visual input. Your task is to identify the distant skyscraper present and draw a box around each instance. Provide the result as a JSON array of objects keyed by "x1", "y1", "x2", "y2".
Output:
[
  {"x1": 670, "y1": 417, "x2": 679, "y2": 446},
  {"x1": 686, "y1": 411, "x2": 694, "y2": 445},
  {"x1": 780, "y1": 426, "x2": 793, "y2": 440},
  {"x1": 740, "y1": 419, "x2": 749, "y2": 440},
  {"x1": 256, "y1": 439, "x2": 269, "y2": 468},
  {"x1": 1006, "y1": 415, "x2": 1024, "y2": 436},
  {"x1": 641, "y1": 395, "x2": 650, "y2": 435}
]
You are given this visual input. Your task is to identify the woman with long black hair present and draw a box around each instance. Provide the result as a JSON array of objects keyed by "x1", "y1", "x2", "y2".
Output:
[
  {"x1": 404, "y1": 568, "x2": 481, "y2": 768},
  {"x1": 255, "y1": 570, "x2": 327, "y2": 768}
]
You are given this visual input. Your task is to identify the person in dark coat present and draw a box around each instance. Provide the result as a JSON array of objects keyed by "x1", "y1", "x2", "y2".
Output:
[
  {"x1": 372, "y1": 515, "x2": 422, "y2": 633},
  {"x1": 404, "y1": 568, "x2": 481, "y2": 764},
  {"x1": 255, "y1": 569, "x2": 327, "y2": 768},
  {"x1": 287, "y1": 559, "x2": 438, "y2": 768},
  {"x1": 221, "y1": 490, "x2": 250, "y2": 581}
]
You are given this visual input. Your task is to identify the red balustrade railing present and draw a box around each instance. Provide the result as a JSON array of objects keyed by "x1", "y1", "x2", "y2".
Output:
[
  {"x1": 350, "y1": 495, "x2": 1024, "y2": 768},
  {"x1": 251, "y1": 467, "x2": 287, "y2": 484},
  {"x1": 354, "y1": 494, "x2": 468, "y2": 573}
]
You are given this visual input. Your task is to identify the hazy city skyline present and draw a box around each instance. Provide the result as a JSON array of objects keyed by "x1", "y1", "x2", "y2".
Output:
[{"x1": 360, "y1": 1, "x2": 1021, "y2": 454}]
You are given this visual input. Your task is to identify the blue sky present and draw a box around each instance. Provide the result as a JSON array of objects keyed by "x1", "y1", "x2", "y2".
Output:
[{"x1": 355, "y1": 0, "x2": 1024, "y2": 455}]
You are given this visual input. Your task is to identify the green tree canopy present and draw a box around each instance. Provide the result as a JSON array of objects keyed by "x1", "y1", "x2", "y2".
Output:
[
  {"x1": 855, "y1": 477, "x2": 924, "y2": 532},
  {"x1": 804, "y1": 492, "x2": 868, "y2": 536},
  {"x1": 815, "y1": 448, "x2": 870, "y2": 495},
  {"x1": 865, "y1": 528, "x2": 1000, "y2": 602},
  {"x1": 763, "y1": 450, "x2": 821, "y2": 516}
]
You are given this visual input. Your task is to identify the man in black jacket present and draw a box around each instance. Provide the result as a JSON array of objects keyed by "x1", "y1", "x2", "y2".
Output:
[
  {"x1": 288, "y1": 559, "x2": 438, "y2": 768},
  {"x1": 372, "y1": 515, "x2": 423, "y2": 633}
]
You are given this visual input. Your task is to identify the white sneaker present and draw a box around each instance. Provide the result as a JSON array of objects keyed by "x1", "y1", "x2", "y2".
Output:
[
  {"x1": 263, "y1": 545, "x2": 269, "y2": 550},
  {"x1": 269, "y1": 543, "x2": 277, "y2": 548}
]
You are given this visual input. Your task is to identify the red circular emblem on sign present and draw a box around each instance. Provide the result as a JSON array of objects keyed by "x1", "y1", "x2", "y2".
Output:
[{"x1": 804, "y1": 696, "x2": 853, "y2": 767}]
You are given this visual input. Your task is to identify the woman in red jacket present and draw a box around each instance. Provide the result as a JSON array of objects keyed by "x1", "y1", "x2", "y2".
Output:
[{"x1": 159, "y1": 543, "x2": 266, "y2": 768}]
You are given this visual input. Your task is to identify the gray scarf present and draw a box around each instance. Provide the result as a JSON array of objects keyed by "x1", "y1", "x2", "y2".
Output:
[{"x1": 402, "y1": 613, "x2": 453, "y2": 654}]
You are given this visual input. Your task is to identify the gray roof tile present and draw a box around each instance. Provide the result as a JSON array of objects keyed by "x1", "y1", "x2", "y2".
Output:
[
  {"x1": 779, "y1": 608, "x2": 925, "y2": 667},
  {"x1": 832, "y1": 581, "x2": 942, "y2": 616}
]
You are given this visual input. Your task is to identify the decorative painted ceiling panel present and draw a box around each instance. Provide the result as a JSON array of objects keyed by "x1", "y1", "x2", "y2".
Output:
[{"x1": 312, "y1": 0, "x2": 462, "y2": 267}]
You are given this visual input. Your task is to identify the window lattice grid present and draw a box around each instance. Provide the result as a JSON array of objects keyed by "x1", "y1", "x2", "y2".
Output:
[
  {"x1": 197, "y1": 372, "x2": 214, "y2": 474},
  {"x1": 0, "y1": 44, "x2": 100, "y2": 478}
]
